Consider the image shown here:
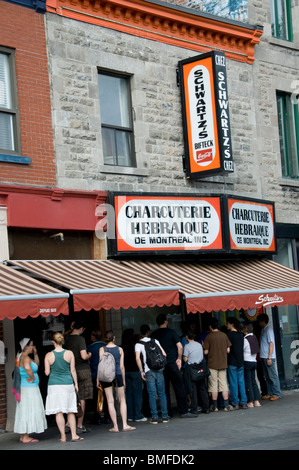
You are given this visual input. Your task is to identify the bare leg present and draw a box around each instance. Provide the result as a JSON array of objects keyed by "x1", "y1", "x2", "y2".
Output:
[
  {"x1": 105, "y1": 387, "x2": 119, "y2": 432},
  {"x1": 68, "y1": 412, "x2": 83, "y2": 441},
  {"x1": 77, "y1": 399, "x2": 85, "y2": 428},
  {"x1": 56, "y1": 412, "x2": 66, "y2": 442},
  {"x1": 118, "y1": 387, "x2": 135, "y2": 431}
]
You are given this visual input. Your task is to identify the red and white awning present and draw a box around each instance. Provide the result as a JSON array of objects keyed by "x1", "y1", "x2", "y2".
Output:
[
  {"x1": 6, "y1": 258, "x2": 299, "y2": 316},
  {"x1": 121, "y1": 258, "x2": 299, "y2": 313},
  {"x1": 0, "y1": 263, "x2": 69, "y2": 320},
  {"x1": 8, "y1": 260, "x2": 180, "y2": 312}
]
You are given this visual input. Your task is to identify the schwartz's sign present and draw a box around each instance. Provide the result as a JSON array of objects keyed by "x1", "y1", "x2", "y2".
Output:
[
  {"x1": 178, "y1": 51, "x2": 233, "y2": 178},
  {"x1": 107, "y1": 194, "x2": 276, "y2": 256}
]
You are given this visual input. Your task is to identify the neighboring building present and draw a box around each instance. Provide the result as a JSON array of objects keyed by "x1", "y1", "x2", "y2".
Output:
[{"x1": 0, "y1": 0, "x2": 106, "y2": 429}]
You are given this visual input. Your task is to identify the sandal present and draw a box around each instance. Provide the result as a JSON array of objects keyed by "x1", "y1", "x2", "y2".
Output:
[
  {"x1": 123, "y1": 426, "x2": 136, "y2": 431},
  {"x1": 21, "y1": 438, "x2": 39, "y2": 444}
]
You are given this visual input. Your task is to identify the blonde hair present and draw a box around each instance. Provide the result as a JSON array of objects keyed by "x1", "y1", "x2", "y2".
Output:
[{"x1": 52, "y1": 332, "x2": 64, "y2": 346}]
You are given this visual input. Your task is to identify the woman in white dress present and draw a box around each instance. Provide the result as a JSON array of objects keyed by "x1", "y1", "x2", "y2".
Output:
[
  {"x1": 44, "y1": 332, "x2": 83, "y2": 442},
  {"x1": 14, "y1": 338, "x2": 47, "y2": 443}
]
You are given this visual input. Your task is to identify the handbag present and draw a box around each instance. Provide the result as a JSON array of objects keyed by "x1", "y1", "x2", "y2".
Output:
[
  {"x1": 97, "y1": 385, "x2": 104, "y2": 413},
  {"x1": 189, "y1": 360, "x2": 210, "y2": 381},
  {"x1": 75, "y1": 392, "x2": 83, "y2": 418}
]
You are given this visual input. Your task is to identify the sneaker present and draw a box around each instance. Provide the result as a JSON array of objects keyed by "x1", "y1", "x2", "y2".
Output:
[
  {"x1": 240, "y1": 404, "x2": 248, "y2": 409},
  {"x1": 162, "y1": 417, "x2": 169, "y2": 423},
  {"x1": 135, "y1": 417, "x2": 147, "y2": 422},
  {"x1": 181, "y1": 412, "x2": 198, "y2": 418},
  {"x1": 224, "y1": 405, "x2": 233, "y2": 412},
  {"x1": 232, "y1": 404, "x2": 239, "y2": 410},
  {"x1": 149, "y1": 418, "x2": 159, "y2": 424},
  {"x1": 210, "y1": 405, "x2": 218, "y2": 412},
  {"x1": 76, "y1": 426, "x2": 88, "y2": 433}
]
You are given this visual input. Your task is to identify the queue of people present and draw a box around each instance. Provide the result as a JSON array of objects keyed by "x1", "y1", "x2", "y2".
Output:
[{"x1": 12, "y1": 312, "x2": 281, "y2": 443}]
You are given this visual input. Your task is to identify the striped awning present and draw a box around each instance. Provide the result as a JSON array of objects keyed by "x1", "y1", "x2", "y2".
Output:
[
  {"x1": 0, "y1": 263, "x2": 69, "y2": 320},
  {"x1": 8, "y1": 260, "x2": 180, "y2": 312},
  {"x1": 121, "y1": 258, "x2": 299, "y2": 313}
]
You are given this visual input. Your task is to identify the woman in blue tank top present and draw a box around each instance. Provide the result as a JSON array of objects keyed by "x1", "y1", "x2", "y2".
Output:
[
  {"x1": 44, "y1": 332, "x2": 83, "y2": 442},
  {"x1": 98, "y1": 330, "x2": 136, "y2": 433},
  {"x1": 14, "y1": 338, "x2": 47, "y2": 443}
]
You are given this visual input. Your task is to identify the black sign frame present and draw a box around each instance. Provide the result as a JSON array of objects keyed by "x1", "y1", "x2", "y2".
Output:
[{"x1": 178, "y1": 51, "x2": 234, "y2": 179}]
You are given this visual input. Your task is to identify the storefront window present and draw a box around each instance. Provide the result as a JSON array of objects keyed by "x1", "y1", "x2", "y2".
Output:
[
  {"x1": 274, "y1": 238, "x2": 299, "y2": 386},
  {"x1": 121, "y1": 305, "x2": 183, "y2": 337}
]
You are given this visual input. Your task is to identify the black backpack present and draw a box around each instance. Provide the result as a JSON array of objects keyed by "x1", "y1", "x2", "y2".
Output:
[{"x1": 139, "y1": 339, "x2": 167, "y2": 371}]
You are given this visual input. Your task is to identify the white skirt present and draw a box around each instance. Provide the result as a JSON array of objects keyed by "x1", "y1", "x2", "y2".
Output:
[
  {"x1": 14, "y1": 387, "x2": 47, "y2": 435},
  {"x1": 45, "y1": 384, "x2": 77, "y2": 415}
]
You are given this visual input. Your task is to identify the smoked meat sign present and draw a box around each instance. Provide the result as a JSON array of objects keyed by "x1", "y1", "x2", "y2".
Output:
[
  {"x1": 110, "y1": 194, "x2": 224, "y2": 255},
  {"x1": 178, "y1": 51, "x2": 234, "y2": 178},
  {"x1": 227, "y1": 197, "x2": 276, "y2": 253}
]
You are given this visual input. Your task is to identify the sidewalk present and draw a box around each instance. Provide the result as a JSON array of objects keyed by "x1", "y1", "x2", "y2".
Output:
[{"x1": 0, "y1": 389, "x2": 298, "y2": 451}]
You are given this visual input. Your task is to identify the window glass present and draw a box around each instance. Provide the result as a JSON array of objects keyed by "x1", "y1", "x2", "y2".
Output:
[
  {"x1": 99, "y1": 74, "x2": 131, "y2": 128},
  {"x1": 271, "y1": 0, "x2": 293, "y2": 41},
  {"x1": 0, "y1": 50, "x2": 20, "y2": 154},
  {"x1": 99, "y1": 72, "x2": 135, "y2": 167},
  {"x1": 0, "y1": 53, "x2": 12, "y2": 109},
  {"x1": 277, "y1": 92, "x2": 299, "y2": 179},
  {"x1": 274, "y1": 239, "x2": 299, "y2": 385},
  {"x1": 0, "y1": 113, "x2": 14, "y2": 151}
]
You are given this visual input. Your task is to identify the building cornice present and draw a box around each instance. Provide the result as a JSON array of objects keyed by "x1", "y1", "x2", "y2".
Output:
[{"x1": 46, "y1": 0, "x2": 263, "y2": 63}]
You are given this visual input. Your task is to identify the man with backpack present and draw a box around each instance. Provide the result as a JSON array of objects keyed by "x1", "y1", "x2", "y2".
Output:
[
  {"x1": 152, "y1": 314, "x2": 196, "y2": 419},
  {"x1": 135, "y1": 324, "x2": 169, "y2": 424}
]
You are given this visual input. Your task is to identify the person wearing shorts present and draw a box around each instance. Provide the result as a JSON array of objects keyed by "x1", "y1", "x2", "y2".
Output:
[
  {"x1": 203, "y1": 318, "x2": 232, "y2": 412},
  {"x1": 64, "y1": 320, "x2": 93, "y2": 433},
  {"x1": 97, "y1": 330, "x2": 136, "y2": 433}
]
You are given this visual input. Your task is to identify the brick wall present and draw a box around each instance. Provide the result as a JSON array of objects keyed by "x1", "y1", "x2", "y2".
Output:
[
  {"x1": 0, "y1": 2, "x2": 56, "y2": 186},
  {"x1": 0, "y1": 322, "x2": 6, "y2": 430}
]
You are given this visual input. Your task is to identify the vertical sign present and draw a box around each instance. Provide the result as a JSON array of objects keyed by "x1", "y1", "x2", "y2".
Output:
[{"x1": 178, "y1": 51, "x2": 234, "y2": 179}]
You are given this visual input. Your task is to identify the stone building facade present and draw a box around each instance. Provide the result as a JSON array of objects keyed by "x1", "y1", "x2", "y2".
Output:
[
  {"x1": 44, "y1": 0, "x2": 299, "y2": 227},
  {"x1": 43, "y1": 0, "x2": 299, "y2": 390}
]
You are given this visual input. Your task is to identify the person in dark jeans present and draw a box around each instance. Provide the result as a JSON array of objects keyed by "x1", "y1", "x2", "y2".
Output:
[
  {"x1": 226, "y1": 317, "x2": 248, "y2": 410},
  {"x1": 183, "y1": 331, "x2": 210, "y2": 414},
  {"x1": 242, "y1": 323, "x2": 261, "y2": 408},
  {"x1": 151, "y1": 314, "x2": 197, "y2": 419},
  {"x1": 121, "y1": 329, "x2": 146, "y2": 422}
]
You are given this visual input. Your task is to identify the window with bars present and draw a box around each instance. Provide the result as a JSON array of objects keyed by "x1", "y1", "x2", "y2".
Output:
[
  {"x1": 276, "y1": 92, "x2": 299, "y2": 179},
  {"x1": 98, "y1": 71, "x2": 135, "y2": 167},
  {"x1": 0, "y1": 47, "x2": 21, "y2": 156},
  {"x1": 270, "y1": 0, "x2": 293, "y2": 41}
]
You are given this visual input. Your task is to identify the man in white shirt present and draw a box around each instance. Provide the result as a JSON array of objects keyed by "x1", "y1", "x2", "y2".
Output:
[{"x1": 135, "y1": 324, "x2": 169, "y2": 424}]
